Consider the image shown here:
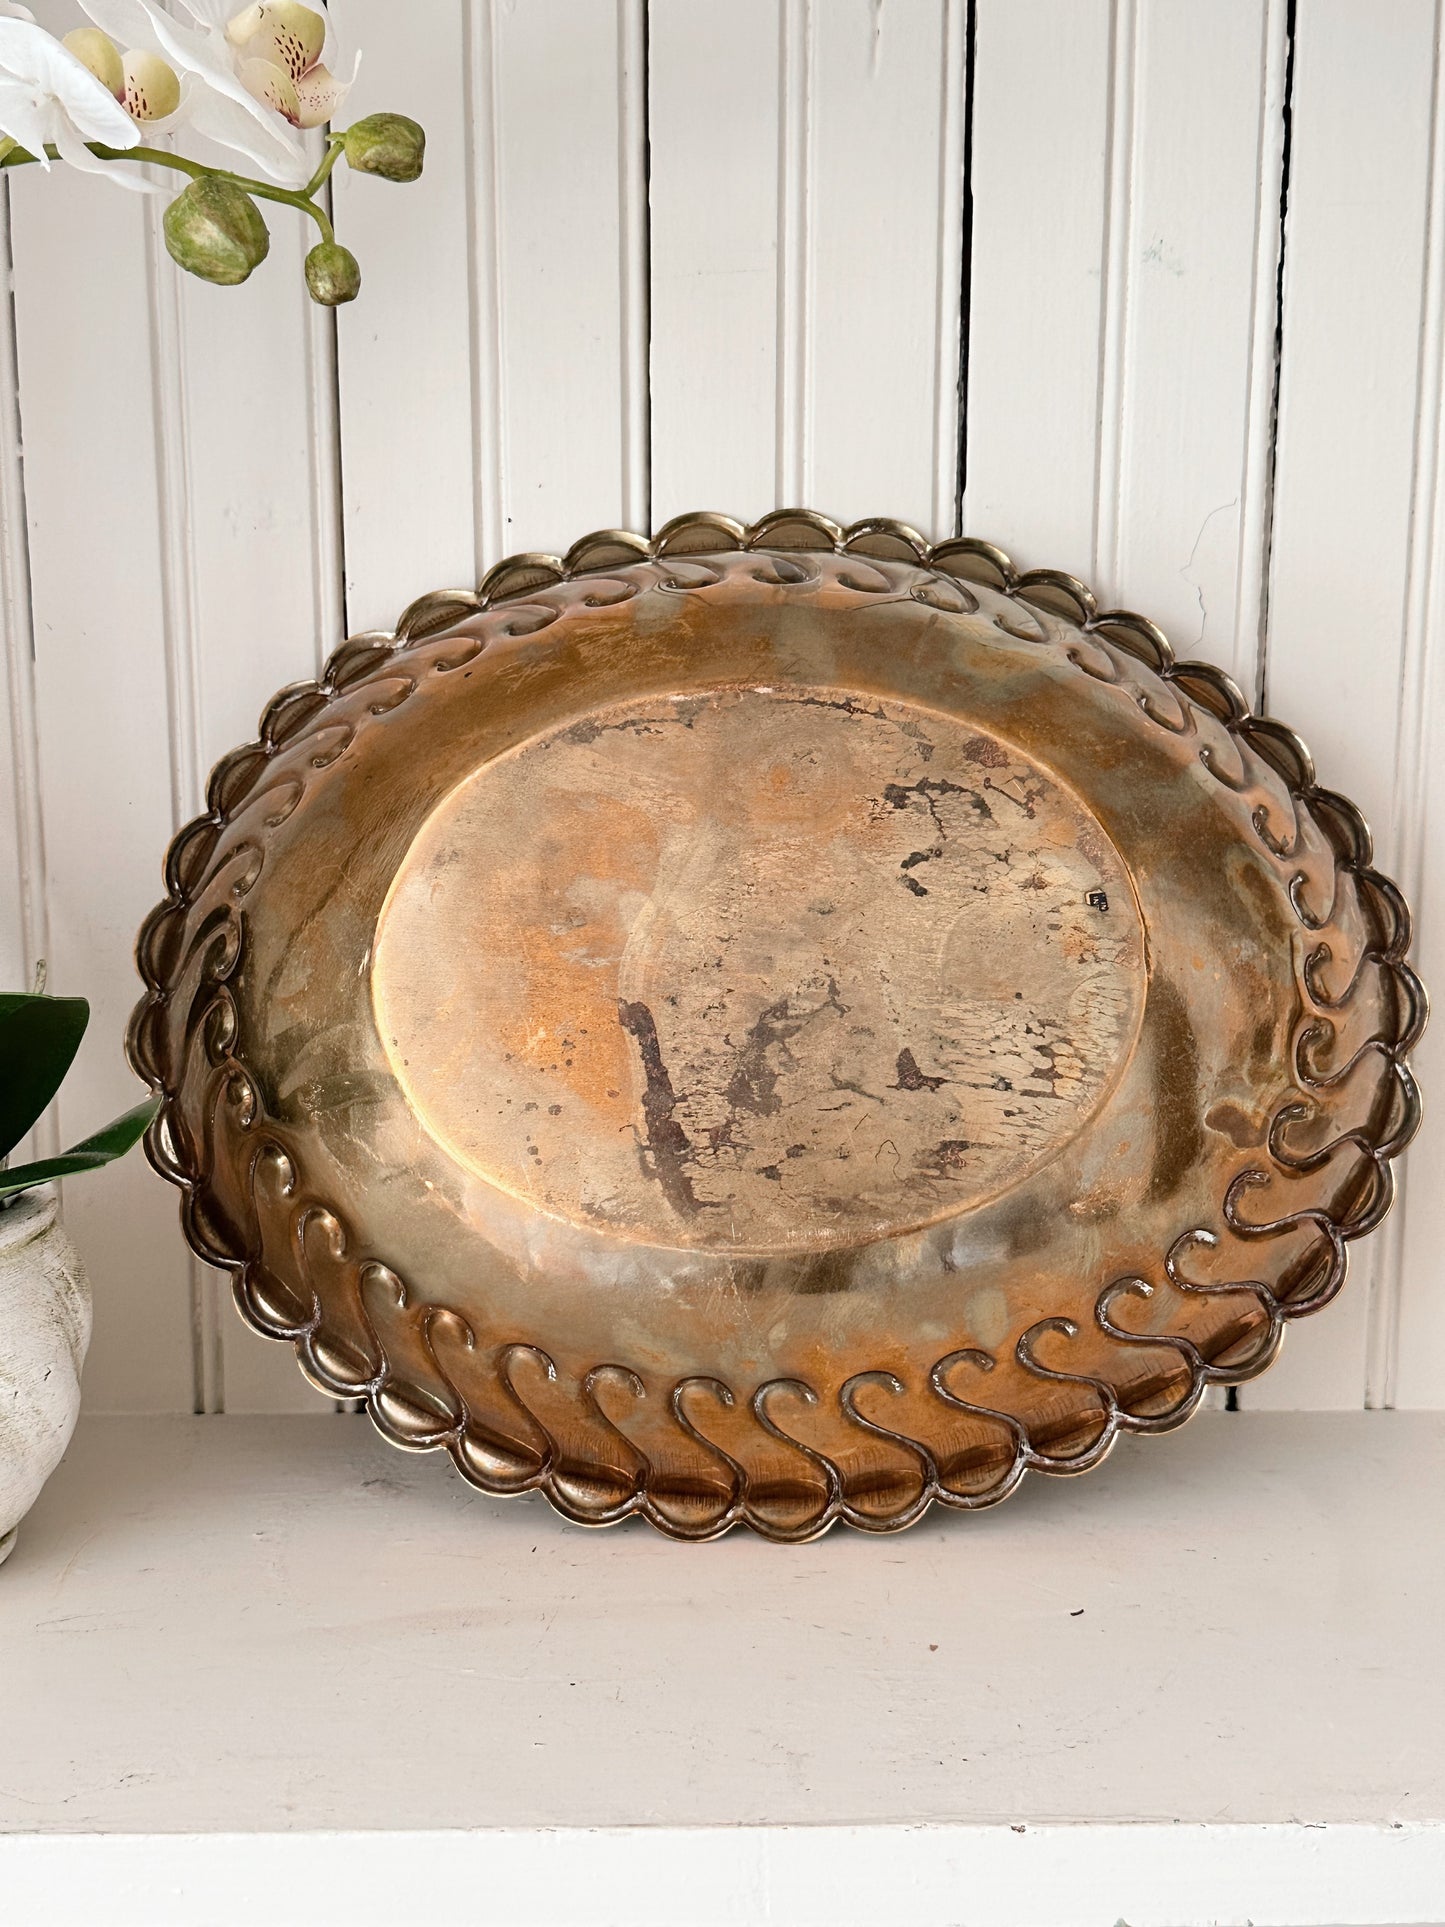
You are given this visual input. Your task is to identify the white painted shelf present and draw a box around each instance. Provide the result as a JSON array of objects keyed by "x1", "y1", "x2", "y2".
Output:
[{"x1": 0, "y1": 1412, "x2": 1440, "y2": 1925}]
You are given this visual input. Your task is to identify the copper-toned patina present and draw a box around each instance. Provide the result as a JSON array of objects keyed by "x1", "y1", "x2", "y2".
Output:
[{"x1": 129, "y1": 512, "x2": 1424, "y2": 1540}]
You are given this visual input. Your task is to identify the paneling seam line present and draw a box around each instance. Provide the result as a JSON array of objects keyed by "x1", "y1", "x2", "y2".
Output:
[
  {"x1": 1252, "y1": 0, "x2": 1297, "y2": 721},
  {"x1": 1233, "y1": 0, "x2": 1291, "y2": 708},
  {"x1": 776, "y1": 0, "x2": 811, "y2": 509},
  {"x1": 944, "y1": 0, "x2": 973, "y2": 540}
]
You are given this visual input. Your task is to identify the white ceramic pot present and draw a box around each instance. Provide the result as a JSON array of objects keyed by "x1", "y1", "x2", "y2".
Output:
[{"x1": 0, "y1": 1186, "x2": 89, "y2": 1567}]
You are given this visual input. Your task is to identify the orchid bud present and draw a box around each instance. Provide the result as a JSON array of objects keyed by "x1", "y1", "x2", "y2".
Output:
[
  {"x1": 342, "y1": 113, "x2": 425, "y2": 183},
  {"x1": 304, "y1": 240, "x2": 360, "y2": 306},
  {"x1": 62, "y1": 29, "x2": 125, "y2": 100},
  {"x1": 163, "y1": 179, "x2": 270, "y2": 287}
]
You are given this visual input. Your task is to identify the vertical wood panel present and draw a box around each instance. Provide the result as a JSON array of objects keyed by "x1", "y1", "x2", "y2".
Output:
[
  {"x1": 1253, "y1": 0, "x2": 1438, "y2": 1410},
  {"x1": 331, "y1": 0, "x2": 476, "y2": 632},
  {"x1": 618, "y1": 0, "x2": 651, "y2": 536},
  {"x1": 8, "y1": 154, "x2": 193, "y2": 1413},
  {"x1": 1396, "y1": 296, "x2": 1445, "y2": 1402},
  {"x1": 966, "y1": 0, "x2": 1285, "y2": 702},
  {"x1": 484, "y1": 0, "x2": 646, "y2": 559},
  {"x1": 652, "y1": 0, "x2": 964, "y2": 535},
  {"x1": 963, "y1": 0, "x2": 1112, "y2": 576},
  {"x1": 0, "y1": 186, "x2": 44, "y2": 1021},
  {"x1": 649, "y1": 0, "x2": 782, "y2": 525},
  {"x1": 1374, "y1": 8, "x2": 1444, "y2": 1412},
  {"x1": 1108, "y1": 0, "x2": 1286, "y2": 696},
  {"x1": 335, "y1": 0, "x2": 644, "y2": 620},
  {"x1": 805, "y1": 0, "x2": 960, "y2": 531}
]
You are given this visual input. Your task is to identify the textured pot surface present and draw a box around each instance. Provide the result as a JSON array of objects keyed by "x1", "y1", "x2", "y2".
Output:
[{"x1": 0, "y1": 1186, "x2": 90, "y2": 1565}]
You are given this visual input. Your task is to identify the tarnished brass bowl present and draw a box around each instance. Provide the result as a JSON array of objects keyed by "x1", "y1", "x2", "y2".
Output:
[{"x1": 129, "y1": 512, "x2": 1423, "y2": 1540}]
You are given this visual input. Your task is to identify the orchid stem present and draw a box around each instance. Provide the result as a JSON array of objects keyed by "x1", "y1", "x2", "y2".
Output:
[
  {"x1": 304, "y1": 137, "x2": 347, "y2": 199},
  {"x1": 0, "y1": 136, "x2": 348, "y2": 245}
]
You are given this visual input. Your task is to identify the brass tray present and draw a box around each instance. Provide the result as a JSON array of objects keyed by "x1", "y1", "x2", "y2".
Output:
[{"x1": 129, "y1": 511, "x2": 1423, "y2": 1540}]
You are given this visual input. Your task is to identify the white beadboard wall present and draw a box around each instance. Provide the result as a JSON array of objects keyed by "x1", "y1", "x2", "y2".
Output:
[{"x1": 0, "y1": 0, "x2": 1439, "y2": 1415}]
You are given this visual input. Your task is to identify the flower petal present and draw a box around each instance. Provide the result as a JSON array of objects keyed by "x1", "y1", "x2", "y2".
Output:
[
  {"x1": 61, "y1": 27, "x2": 123, "y2": 98},
  {"x1": 237, "y1": 51, "x2": 296, "y2": 123},
  {"x1": 290, "y1": 56, "x2": 346, "y2": 127},
  {"x1": 0, "y1": 75, "x2": 55, "y2": 163},
  {"x1": 123, "y1": 46, "x2": 180, "y2": 120},
  {"x1": 50, "y1": 112, "x2": 156, "y2": 187},
  {"x1": 177, "y1": 0, "x2": 233, "y2": 27},
  {"x1": 222, "y1": 1, "x2": 265, "y2": 44},
  {"x1": 179, "y1": 70, "x2": 307, "y2": 181}
]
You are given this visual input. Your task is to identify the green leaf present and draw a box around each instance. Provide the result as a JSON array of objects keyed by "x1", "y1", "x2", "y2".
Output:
[
  {"x1": 0, "y1": 993, "x2": 89, "y2": 1161},
  {"x1": 0, "y1": 1096, "x2": 159, "y2": 1202}
]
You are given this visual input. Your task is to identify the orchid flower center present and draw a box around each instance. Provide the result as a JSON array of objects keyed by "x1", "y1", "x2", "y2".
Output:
[{"x1": 63, "y1": 27, "x2": 179, "y2": 123}]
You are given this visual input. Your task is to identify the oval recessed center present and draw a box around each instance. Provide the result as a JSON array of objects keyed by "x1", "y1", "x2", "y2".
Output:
[{"x1": 372, "y1": 686, "x2": 1146, "y2": 1251}]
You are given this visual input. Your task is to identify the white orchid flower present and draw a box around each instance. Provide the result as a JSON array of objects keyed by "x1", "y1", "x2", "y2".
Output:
[
  {"x1": 79, "y1": 0, "x2": 352, "y2": 186},
  {"x1": 0, "y1": 15, "x2": 142, "y2": 184},
  {"x1": 223, "y1": 2, "x2": 354, "y2": 131}
]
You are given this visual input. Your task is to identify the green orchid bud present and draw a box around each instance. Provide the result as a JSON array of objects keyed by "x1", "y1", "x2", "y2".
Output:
[
  {"x1": 342, "y1": 113, "x2": 425, "y2": 183},
  {"x1": 304, "y1": 240, "x2": 361, "y2": 306},
  {"x1": 163, "y1": 179, "x2": 270, "y2": 287}
]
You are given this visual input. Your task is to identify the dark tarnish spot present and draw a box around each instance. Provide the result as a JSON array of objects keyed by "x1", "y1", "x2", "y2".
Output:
[
  {"x1": 730, "y1": 1258, "x2": 771, "y2": 1295},
  {"x1": 901, "y1": 850, "x2": 939, "y2": 889},
  {"x1": 794, "y1": 1248, "x2": 857, "y2": 1295},
  {"x1": 618, "y1": 999, "x2": 709, "y2": 1218},
  {"x1": 883, "y1": 776, "x2": 985, "y2": 894},
  {"x1": 1146, "y1": 975, "x2": 1204, "y2": 1200},
  {"x1": 1205, "y1": 1099, "x2": 1261, "y2": 1149},
  {"x1": 883, "y1": 775, "x2": 975, "y2": 819},
  {"x1": 792, "y1": 692, "x2": 892, "y2": 722},
  {"x1": 725, "y1": 980, "x2": 847, "y2": 1118},
  {"x1": 920, "y1": 1139, "x2": 972, "y2": 1178},
  {"x1": 961, "y1": 733, "x2": 1012, "y2": 769},
  {"x1": 562, "y1": 701, "x2": 706, "y2": 749},
  {"x1": 893, "y1": 1047, "x2": 946, "y2": 1092},
  {"x1": 1031, "y1": 1039, "x2": 1067, "y2": 1096},
  {"x1": 1249, "y1": 1009, "x2": 1278, "y2": 1073}
]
